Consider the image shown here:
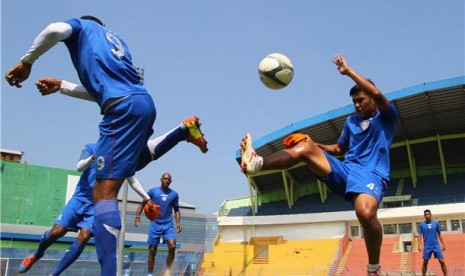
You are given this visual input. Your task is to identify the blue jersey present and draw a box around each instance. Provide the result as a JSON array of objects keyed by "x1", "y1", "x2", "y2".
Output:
[
  {"x1": 63, "y1": 18, "x2": 147, "y2": 113},
  {"x1": 147, "y1": 186, "x2": 179, "y2": 224},
  {"x1": 338, "y1": 103, "x2": 398, "y2": 179},
  {"x1": 72, "y1": 143, "x2": 96, "y2": 203},
  {"x1": 419, "y1": 220, "x2": 441, "y2": 249}
]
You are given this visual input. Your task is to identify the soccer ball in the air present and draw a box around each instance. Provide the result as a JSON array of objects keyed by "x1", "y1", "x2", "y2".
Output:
[{"x1": 258, "y1": 53, "x2": 294, "y2": 90}]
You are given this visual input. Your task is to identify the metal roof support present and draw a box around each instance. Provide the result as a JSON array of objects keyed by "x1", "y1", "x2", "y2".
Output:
[
  {"x1": 284, "y1": 170, "x2": 299, "y2": 206},
  {"x1": 317, "y1": 179, "x2": 326, "y2": 203},
  {"x1": 436, "y1": 135, "x2": 448, "y2": 184},
  {"x1": 247, "y1": 175, "x2": 258, "y2": 216},
  {"x1": 282, "y1": 170, "x2": 292, "y2": 208},
  {"x1": 405, "y1": 140, "x2": 417, "y2": 187}
]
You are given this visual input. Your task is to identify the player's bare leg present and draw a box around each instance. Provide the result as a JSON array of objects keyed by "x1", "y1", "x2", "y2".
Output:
[
  {"x1": 240, "y1": 133, "x2": 331, "y2": 177},
  {"x1": 148, "y1": 245, "x2": 157, "y2": 276},
  {"x1": 353, "y1": 194, "x2": 382, "y2": 275},
  {"x1": 438, "y1": 258, "x2": 448, "y2": 276},
  {"x1": 165, "y1": 240, "x2": 176, "y2": 275}
]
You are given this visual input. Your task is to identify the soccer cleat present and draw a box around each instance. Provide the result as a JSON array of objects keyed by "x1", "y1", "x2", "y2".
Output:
[
  {"x1": 367, "y1": 268, "x2": 381, "y2": 276},
  {"x1": 19, "y1": 254, "x2": 38, "y2": 274},
  {"x1": 240, "y1": 133, "x2": 263, "y2": 174},
  {"x1": 183, "y1": 116, "x2": 208, "y2": 153}
]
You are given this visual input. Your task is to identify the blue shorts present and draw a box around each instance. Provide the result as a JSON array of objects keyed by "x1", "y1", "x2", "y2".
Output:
[
  {"x1": 147, "y1": 221, "x2": 176, "y2": 246},
  {"x1": 55, "y1": 197, "x2": 94, "y2": 233},
  {"x1": 95, "y1": 94, "x2": 156, "y2": 179},
  {"x1": 423, "y1": 246, "x2": 444, "y2": 260},
  {"x1": 320, "y1": 152, "x2": 388, "y2": 203}
]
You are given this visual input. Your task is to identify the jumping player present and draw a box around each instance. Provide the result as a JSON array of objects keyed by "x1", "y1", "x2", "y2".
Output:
[
  {"x1": 418, "y1": 209, "x2": 448, "y2": 276},
  {"x1": 33, "y1": 76, "x2": 208, "y2": 170},
  {"x1": 239, "y1": 54, "x2": 398, "y2": 276},
  {"x1": 5, "y1": 16, "x2": 207, "y2": 275}
]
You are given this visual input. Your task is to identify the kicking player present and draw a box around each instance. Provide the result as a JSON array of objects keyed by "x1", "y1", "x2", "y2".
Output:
[
  {"x1": 5, "y1": 15, "x2": 207, "y2": 275},
  {"x1": 418, "y1": 209, "x2": 448, "y2": 276},
  {"x1": 34, "y1": 76, "x2": 208, "y2": 170},
  {"x1": 240, "y1": 54, "x2": 398, "y2": 276}
]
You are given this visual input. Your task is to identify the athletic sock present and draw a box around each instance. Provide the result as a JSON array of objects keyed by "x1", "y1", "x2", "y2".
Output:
[
  {"x1": 35, "y1": 230, "x2": 53, "y2": 259},
  {"x1": 136, "y1": 125, "x2": 186, "y2": 171},
  {"x1": 50, "y1": 240, "x2": 86, "y2": 275},
  {"x1": 368, "y1": 263, "x2": 381, "y2": 271},
  {"x1": 149, "y1": 125, "x2": 186, "y2": 160},
  {"x1": 94, "y1": 200, "x2": 121, "y2": 276}
]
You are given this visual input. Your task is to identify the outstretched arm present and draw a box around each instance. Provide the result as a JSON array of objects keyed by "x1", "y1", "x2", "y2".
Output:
[
  {"x1": 5, "y1": 22, "x2": 72, "y2": 88},
  {"x1": 35, "y1": 78, "x2": 95, "y2": 102},
  {"x1": 126, "y1": 176, "x2": 150, "y2": 201},
  {"x1": 333, "y1": 54, "x2": 390, "y2": 112}
]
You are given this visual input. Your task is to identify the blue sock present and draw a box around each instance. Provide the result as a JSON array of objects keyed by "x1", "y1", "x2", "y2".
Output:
[
  {"x1": 94, "y1": 200, "x2": 121, "y2": 276},
  {"x1": 35, "y1": 230, "x2": 53, "y2": 259},
  {"x1": 136, "y1": 125, "x2": 186, "y2": 171},
  {"x1": 50, "y1": 240, "x2": 86, "y2": 275}
]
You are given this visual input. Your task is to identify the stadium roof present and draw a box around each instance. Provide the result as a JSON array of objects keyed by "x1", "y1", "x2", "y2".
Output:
[{"x1": 235, "y1": 76, "x2": 465, "y2": 213}]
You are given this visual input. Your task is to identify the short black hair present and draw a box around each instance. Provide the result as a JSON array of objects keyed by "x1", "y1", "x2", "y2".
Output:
[
  {"x1": 349, "y1": 79, "x2": 376, "y2": 96},
  {"x1": 80, "y1": 15, "x2": 104, "y2": 26},
  {"x1": 424, "y1": 209, "x2": 431, "y2": 214}
]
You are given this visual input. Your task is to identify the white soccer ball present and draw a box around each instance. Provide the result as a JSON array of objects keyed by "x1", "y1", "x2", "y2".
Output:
[{"x1": 258, "y1": 53, "x2": 294, "y2": 90}]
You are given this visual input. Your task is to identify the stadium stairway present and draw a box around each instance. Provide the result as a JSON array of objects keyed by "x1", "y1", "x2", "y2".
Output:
[
  {"x1": 342, "y1": 237, "x2": 402, "y2": 276},
  {"x1": 335, "y1": 241, "x2": 352, "y2": 276}
]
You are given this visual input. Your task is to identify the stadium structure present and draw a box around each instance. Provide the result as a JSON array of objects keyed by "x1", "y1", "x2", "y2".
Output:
[{"x1": 1, "y1": 76, "x2": 464, "y2": 275}]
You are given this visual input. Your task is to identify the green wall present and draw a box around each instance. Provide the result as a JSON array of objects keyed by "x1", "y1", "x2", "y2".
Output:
[{"x1": 1, "y1": 160, "x2": 80, "y2": 226}]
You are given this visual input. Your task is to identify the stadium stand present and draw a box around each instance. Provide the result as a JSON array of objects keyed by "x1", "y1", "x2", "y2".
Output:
[
  {"x1": 2, "y1": 76, "x2": 464, "y2": 275},
  {"x1": 198, "y1": 238, "x2": 340, "y2": 275}
]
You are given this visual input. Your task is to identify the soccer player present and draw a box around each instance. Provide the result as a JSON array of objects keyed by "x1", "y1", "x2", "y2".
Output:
[
  {"x1": 134, "y1": 173, "x2": 181, "y2": 276},
  {"x1": 418, "y1": 209, "x2": 448, "y2": 276},
  {"x1": 5, "y1": 16, "x2": 207, "y2": 275},
  {"x1": 240, "y1": 54, "x2": 398, "y2": 276},
  {"x1": 33, "y1": 77, "x2": 208, "y2": 170},
  {"x1": 18, "y1": 143, "x2": 154, "y2": 275}
]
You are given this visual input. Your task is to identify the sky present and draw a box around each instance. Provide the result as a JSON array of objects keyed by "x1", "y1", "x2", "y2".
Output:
[{"x1": 1, "y1": 1, "x2": 464, "y2": 214}]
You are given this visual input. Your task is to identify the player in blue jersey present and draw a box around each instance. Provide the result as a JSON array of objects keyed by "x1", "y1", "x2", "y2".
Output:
[
  {"x1": 18, "y1": 143, "x2": 96, "y2": 275},
  {"x1": 18, "y1": 143, "x2": 153, "y2": 275},
  {"x1": 418, "y1": 209, "x2": 448, "y2": 276},
  {"x1": 134, "y1": 173, "x2": 181, "y2": 276},
  {"x1": 33, "y1": 76, "x2": 208, "y2": 170},
  {"x1": 5, "y1": 16, "x2": 207, "y2": 275},
  {"x1": 240, "y1": 54, "x2": 398, "y2": 276}
]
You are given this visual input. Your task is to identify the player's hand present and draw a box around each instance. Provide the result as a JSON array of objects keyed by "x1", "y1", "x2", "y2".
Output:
[
  {"x1": 5, "y1": 62, "x2": 32, "y2": 88},
  {"x1": 134, "y1": 216, "x2": 141, "y2": 227},
  {"x1": 418, "y1": 246, "x2": 422, "y2": 252},
  {"x1": 332, "y1": 53, "x2": 351, "y2": 75},
  {"x1": 176, "y1": 223, "x2": 182, "y2": 233},
  {"x1": 35, "y1": 77, "x2": 62, "y2": 95},
  {"x1": 145, "y1": 199, "x2": 155, "y2": 208}
]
